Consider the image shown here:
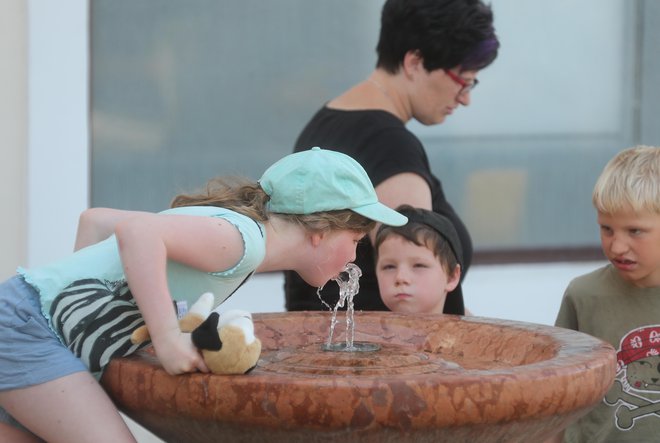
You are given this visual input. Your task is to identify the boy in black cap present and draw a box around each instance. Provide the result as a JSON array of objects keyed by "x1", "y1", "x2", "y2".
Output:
[{"x1": 374, "y1": 205, "x2": 464, "y2": 315}]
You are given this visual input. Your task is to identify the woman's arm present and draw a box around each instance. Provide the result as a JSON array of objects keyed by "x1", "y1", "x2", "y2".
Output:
[
  {"x1": 74, "y1": 208, "x2": 150, "y2": 251},
  {"x1": 369, "y1": 172, "x2": 432, "y2": 243},
  {"x1": 114, "y1": 212, "x2": 245, "y2": 374},
  {"x1": 375, "y1": 172, "x2": 433, "y2": 211}
]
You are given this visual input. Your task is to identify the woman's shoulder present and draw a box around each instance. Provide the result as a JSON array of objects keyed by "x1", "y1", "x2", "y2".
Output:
[{"x1": 316, "y1": 106, "x2": 407, "y2": 129}]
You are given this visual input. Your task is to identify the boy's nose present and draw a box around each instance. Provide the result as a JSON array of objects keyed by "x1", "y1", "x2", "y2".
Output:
[
  {"x1": 395, "y1": 268, "x2": 411, "y2": 285},
  {"x1": 609, "y1": 236, "x2": 629, "y2": 254}
]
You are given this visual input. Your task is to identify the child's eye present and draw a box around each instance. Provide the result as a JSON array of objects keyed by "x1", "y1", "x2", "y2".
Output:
[
  {"x1": 413, "y1": 263, "x2": 429, "y2": 269},
  {"x1": 599, "y1": 225, "x2": 613, "y2": 235},
  {"x1": 380, "y1": 264, "x2": 395, "y2": 271},
  {"x1": 629, "y1": 228, "x2": 643, "y2": 236}
]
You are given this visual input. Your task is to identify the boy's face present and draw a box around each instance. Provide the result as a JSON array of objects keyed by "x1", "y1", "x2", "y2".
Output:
[
  {"x1": 376, "y1": 234, "x2": 460, "y2": 314},
  {"x1": 598, "y1": 208, "x2": 660, "y2": 288}
]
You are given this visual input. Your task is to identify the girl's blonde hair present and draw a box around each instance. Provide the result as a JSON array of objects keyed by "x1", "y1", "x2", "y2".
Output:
[
  {"x1": 593, "y1": 146, "x2": 660, "y2": 214},
  {"x1": 171, "y1": 176, "x2": 376, "y2": 234}
]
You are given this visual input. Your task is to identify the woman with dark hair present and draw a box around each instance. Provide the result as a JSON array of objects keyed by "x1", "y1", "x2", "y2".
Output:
[{"x1": 285, "y1": 0, "x2": 499, "y2": 315}]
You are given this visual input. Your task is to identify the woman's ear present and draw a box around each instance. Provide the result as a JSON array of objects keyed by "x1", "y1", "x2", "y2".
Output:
[
  {"x1": 402, "y1": 50, "x2": 424, "y2": 77},
  {"x1": 446, "y1": 264, "x2": 461, "y2": 292}
]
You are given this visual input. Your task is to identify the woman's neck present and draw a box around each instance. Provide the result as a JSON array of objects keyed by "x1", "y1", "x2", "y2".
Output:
[
  {"x1": 327, "y1": 70, "x2": 411, "y2": 122},
  {"x1": 365, "y1": 74, "x2": 411, "y2": 121}
]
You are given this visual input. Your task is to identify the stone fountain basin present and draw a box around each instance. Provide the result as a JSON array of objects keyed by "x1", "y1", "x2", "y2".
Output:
[{"x1": 101, "y1": 311, "x2": 616, "y2": 443}]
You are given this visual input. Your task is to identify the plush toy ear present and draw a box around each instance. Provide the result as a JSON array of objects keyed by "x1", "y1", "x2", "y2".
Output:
[{"x1": 191, "y1": 312, "x2": 222, "y2": 351}]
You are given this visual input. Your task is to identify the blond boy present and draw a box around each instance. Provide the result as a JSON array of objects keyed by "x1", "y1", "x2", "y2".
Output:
[{"x1": 551, "y1": 146, "x2": 660, "y2": 442}]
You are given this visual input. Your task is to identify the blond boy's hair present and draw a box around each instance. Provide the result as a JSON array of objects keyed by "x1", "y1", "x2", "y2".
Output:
[{"x1": 593, "y1": 145, "x2": 660, "y2": 214}]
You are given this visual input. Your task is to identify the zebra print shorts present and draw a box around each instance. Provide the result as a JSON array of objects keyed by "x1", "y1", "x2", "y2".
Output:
[
  {"x1": 0, "y1": 276, "x2": 87, "y2": 391},
  {"x1": 48, "y1": 278, "x2": 148, "y2": 374}
]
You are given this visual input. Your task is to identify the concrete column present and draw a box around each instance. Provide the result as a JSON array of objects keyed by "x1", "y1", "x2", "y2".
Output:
[{"x1": 0, "y1": 1, "x2": 27, "y2": 279}]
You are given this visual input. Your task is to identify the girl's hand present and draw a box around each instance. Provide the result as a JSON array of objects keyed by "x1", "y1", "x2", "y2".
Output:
[{"x1": 151, "y1": 328, "x2": 209, "y2": 375}]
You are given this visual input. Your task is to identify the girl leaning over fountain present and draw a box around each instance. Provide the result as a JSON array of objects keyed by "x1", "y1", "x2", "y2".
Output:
[{"x1": 0, "y1": 147, "x2": 407, "y2": 443}]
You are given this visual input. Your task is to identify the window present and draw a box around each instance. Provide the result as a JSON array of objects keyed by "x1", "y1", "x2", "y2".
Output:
[{"x1": 91, "y1": 0, "x2": 660, "y2": 262}]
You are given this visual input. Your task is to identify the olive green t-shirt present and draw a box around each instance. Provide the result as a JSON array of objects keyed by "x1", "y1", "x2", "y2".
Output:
[{"x1": 555, "y1": 264, "x2": 660, "y2": 443}]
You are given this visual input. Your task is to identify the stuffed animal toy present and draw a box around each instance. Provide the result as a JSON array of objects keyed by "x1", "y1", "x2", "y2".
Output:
[{"x1": 131, "y1": 292, "x2": 261, "y2": 374}]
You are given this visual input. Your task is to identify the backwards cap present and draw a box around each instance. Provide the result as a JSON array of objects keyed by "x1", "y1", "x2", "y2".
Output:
[
  {"x1": 395, "y1": 206, "x2": 464, "y2": 268},
  {"x1": 375, "y1": 205, "x2": 465, "y2": 315},
  {"x1": 259, "y1": 147, "x2": 407, "y2": 226}
]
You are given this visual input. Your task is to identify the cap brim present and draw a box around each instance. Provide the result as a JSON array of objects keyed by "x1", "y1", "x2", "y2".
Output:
[{"x1": 352, "y1": 203, "x2": 408, "y2": 226}]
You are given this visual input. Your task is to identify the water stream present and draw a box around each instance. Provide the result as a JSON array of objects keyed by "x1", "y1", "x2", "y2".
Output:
[{"x1": 319, "y1": 263, "x2": 380, "y2": 353}]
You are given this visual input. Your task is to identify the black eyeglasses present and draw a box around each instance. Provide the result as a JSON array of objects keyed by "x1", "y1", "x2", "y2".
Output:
[{"x1": 444, "y1": 70, "x2": 479, "y2": 96}]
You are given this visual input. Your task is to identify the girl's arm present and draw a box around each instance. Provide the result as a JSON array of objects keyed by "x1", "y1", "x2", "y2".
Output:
[
  {"x1": 74, "y1": 208, "x2": 150, "y2": 251},
  {"x1": 114, "y1": 212, "x2": 245, "y2": 375}
]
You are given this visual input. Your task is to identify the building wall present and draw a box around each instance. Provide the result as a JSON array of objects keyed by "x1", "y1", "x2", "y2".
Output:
[
  {"x1": 0, "y1": 1, "x2": 27, "y2": 279},
  {"x1": 0, "y1": 1, "x2": 644, "y2": 332}
]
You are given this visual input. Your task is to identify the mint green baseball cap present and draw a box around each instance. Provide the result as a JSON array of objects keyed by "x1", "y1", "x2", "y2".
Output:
[{"x1": 259, "y1": 147, "x2": 407, "y2": 226}]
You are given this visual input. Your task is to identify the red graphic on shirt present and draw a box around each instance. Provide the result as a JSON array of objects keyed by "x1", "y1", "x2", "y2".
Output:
[{"x1": 605, "y1": 325, "x2": 660, "y2": 431}]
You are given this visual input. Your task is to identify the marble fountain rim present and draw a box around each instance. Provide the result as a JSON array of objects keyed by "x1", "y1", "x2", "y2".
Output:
[
  {"x1": 102, "y1": 310, "x2": 617, "y2": 431},
  {"x1": 242, "y1": 310, "x2": 617, "y2": 411},
  {"x1": 114, "y1": 311, "x2": 617, "y2": 384},
  {"x1": 253, "y1": 310, "x2": 613, "y2": 364}
]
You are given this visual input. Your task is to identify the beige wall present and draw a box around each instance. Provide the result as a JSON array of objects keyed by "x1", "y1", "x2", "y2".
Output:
[{"x1": 0, "y1": 1, "x2": 27, "y2": 279}]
